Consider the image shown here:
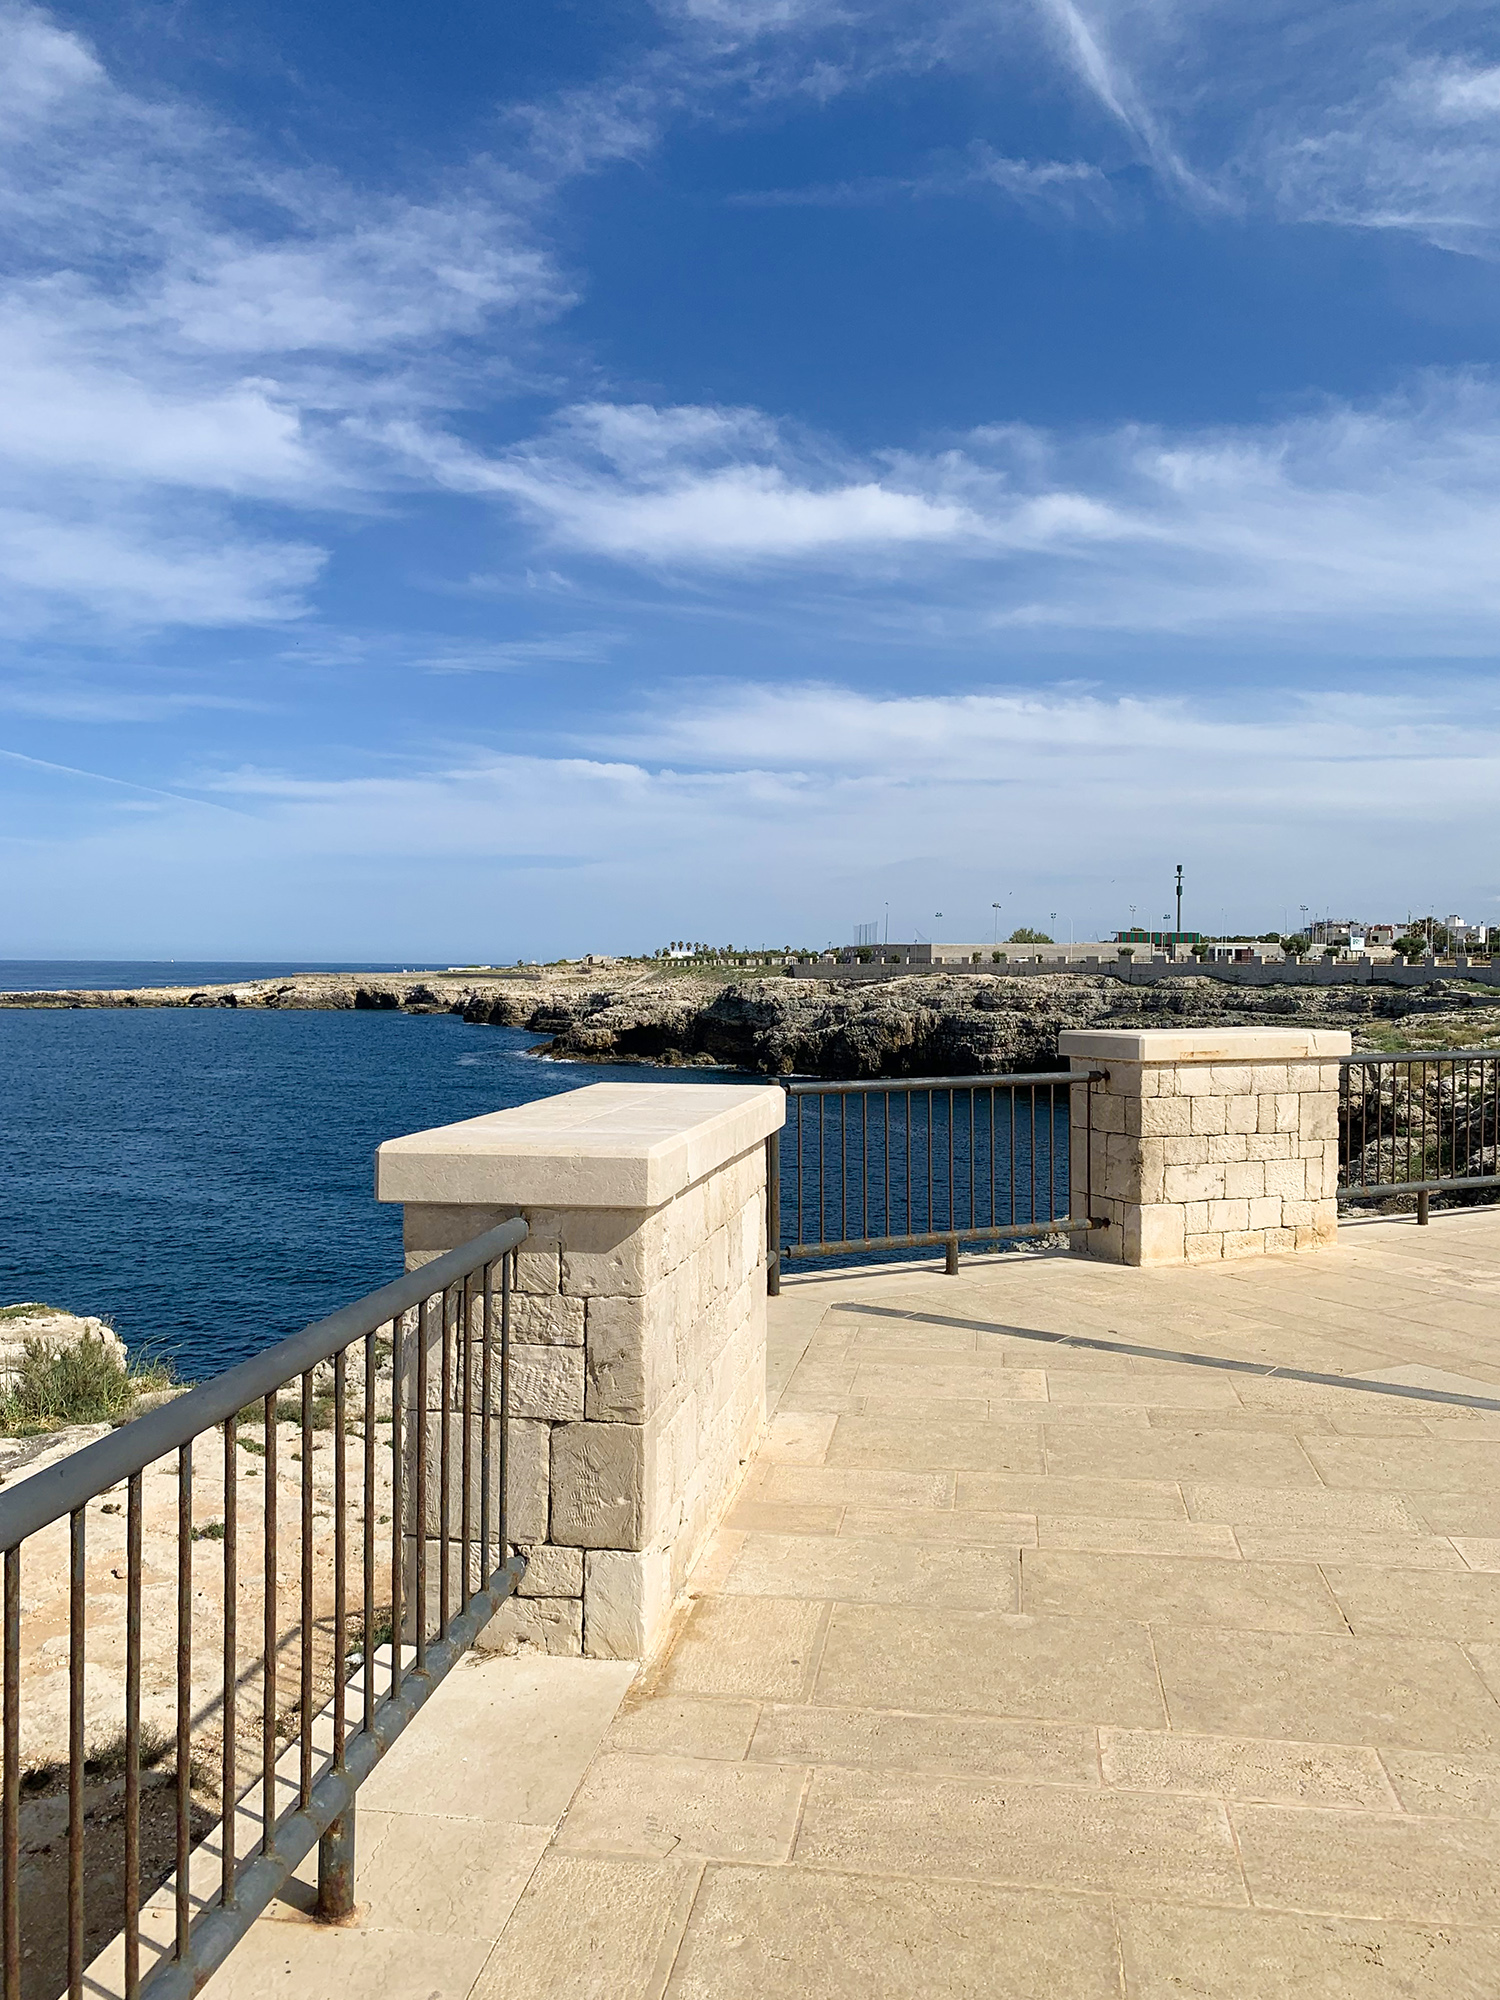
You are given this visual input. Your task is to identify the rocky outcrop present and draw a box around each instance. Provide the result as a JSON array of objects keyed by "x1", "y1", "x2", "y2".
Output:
[
  {"x1": 4, "y1": 965, "x2": 1495, "y2": 1079},
  {"x1": 468, "y1": 973, "x2": 1497, "y2": 1079}
]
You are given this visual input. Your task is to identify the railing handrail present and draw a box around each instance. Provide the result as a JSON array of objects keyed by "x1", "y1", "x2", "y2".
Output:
[
  {"x1": 0, "y1": 1215, "x2": 529, "y2": 1552},
  {"x1": 784, "y1": 1068, "x2": 1074, "y2": 1097}
]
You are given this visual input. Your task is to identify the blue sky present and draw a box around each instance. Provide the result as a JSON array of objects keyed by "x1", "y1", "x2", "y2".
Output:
[{"x1": 2, "y1": 0, "x2": 1499, "y2": 956}]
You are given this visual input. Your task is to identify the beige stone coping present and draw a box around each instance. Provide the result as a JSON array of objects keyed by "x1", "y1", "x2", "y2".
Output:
[
  {"x1": 1059, "y1": 1028, "x2": 1352, "y2": 1064},
  {"x1": 376, "y1": 1080, "x2": 786, "y2": 1211}
]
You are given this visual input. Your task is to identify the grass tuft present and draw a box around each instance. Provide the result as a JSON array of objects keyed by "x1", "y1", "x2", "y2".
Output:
[{"x1": 0, "y1": 1334, "x2": 174, "y2": 1436}]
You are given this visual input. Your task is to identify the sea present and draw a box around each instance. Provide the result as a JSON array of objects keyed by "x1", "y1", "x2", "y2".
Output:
[{"x1": 0, "y1": 967, "x2": 724, "y2": 1381}]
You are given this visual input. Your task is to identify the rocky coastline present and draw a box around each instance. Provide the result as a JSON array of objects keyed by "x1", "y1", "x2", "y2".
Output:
[{"x1": 4, "y1": 965, "x2": 1499, "y2": 1077}]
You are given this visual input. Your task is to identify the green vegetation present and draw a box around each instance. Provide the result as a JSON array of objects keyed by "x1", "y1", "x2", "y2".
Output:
[
  {"x1": 1007, "y1": 927, "x2": 1054, "y2": 944},
  {"x1": 191, "y1": 1520, "x2": 225, "y2": 1542},
  {"x1": 1359, "y1": 1010, "x2": 1500, "y2": 1054},
  {"x1": 0, "y1": 1302, "x2": 61, "y2": 1322},
  {"x1": 0, "y1": 1333, "x2": 174, "y2": 1436}
]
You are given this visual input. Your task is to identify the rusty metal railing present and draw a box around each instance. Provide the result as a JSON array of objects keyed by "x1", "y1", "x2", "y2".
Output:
[
  {"x1": 0, "y1": 1216, "x2": 527, "y2": 2000},
  {"x1": 1339, "y1": 1050, "x2": 1500, "y2": 1223},
  {"x1": 766, "y1": 1071, "x2": 1104, "y2": 1284}
]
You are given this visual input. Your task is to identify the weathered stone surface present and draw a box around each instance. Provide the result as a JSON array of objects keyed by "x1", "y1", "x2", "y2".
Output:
[
  {"x1": 549, "y1": 1422, "x2": 645, "y2": 1549},
  {"x1": 475, "y1": 1594, "x2": 584, "y2": 1657},
  {"x1": 509, "y1": 1345, "x2": 585, "y2": 1422}
]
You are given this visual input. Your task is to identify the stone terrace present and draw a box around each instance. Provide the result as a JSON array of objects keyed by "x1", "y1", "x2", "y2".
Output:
[{"x1": 205, "y1": 1206, "x2": 1500, "y2": 1999}]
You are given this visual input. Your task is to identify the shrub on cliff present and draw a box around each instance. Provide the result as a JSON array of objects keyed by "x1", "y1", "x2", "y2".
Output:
[{"x1": 0, "y1": 1333, "x2": 174, "y2": 1435}]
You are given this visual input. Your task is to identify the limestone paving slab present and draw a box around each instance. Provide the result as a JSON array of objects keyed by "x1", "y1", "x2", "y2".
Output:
[
  {"x1": 1097, "y1": 1729, "x2": 1396, "y2": 1809},
  {"x1": 1320, "y1": 1564, "x2": 1500, "y2": 1642},
  {"x1": 663, "y1": 1867, "x2": 1126, "y2": 2000},
  {"x1": 1114, "y1": 1902, "x2": 1500, "y2": 2000},
  {"x1": 553, "y1": 1750, "x2": 808, "y2": 1863},
  {"x1": 1019, "y1": 1548, "x2": 1347, "y2": 1631},
  {"x1": 1152, "y1": 1627, "x2": 1500, "y2": 1752},
  {"x1": 1232, "y1": 1803, "x2": 1500, "y2": 1923},
  {"x1": 747, "y1": 1704, "x2": 1101, "y2": 1785},
  {"x1": 793, "y1": 1765, "x2": 1247, "y2": 1902},
  {"x1": 721, "y1": 1530, "x2": 1019, "y2": 1609},
  {"x1": 823, "y1": 1416, "x2": 1045, "y2": 1472},
  {"x1": 814, "y1": 1605, "x2": 1168, "y2": 1727}
]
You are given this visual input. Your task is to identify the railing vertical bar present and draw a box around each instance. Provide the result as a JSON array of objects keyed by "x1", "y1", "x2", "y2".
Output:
[
  {"x1": 1049, "y1": 1081, "x2": 1058, "y2": 1221},
  {"x1": 221, "y1": 1417, "x2": 238, "y2": 1908},
  {"x1": 905, "y1": 1090, "x2": 913, "y2": 1237},
  {"x1": 123, "y1": 1473, "x2": 142, "y2": 2000},
  {"x1": 299, "y1": 1372, "x2": 314, "y2": 1810},
  {"x1": 3, "y1": 1545, "x2": 18, "y2": 2000},
  {"x1": 925, "y1": 1090, "x2": 933, "y2": 1235},
  {"x1": 332, "y1": 1350, "x2": 347, "y2": 1772},
  {"x1": 415, "y1": 1298, "x2": 430, "y2": 1670},
  {"x1": 480, "y1": 1273, "x2": 494, "y2": 1586},
  {"x1": 1012, "y1": 1088, "x2": 1024, "y2": 1224},
  {"x1": 67, "y1": 1506, "x2": 84, "y2": 2000},
  {"x1": 883, "y1": 1090, "x2": 891, "y2": 1240},
  {"x1": 261, "y1": 1393, "x2": 277, "y2": 1857},
  {"x1": 988, "y1": 1087, "x2": 996, "y2": 1229},
  {"x1": 795, "y1": 1095, "x2": 804, "y2": 1250},
  {"x1": 817, "y1": 1096, "x2": 826, "y2": 1247},
  {"x1": 441, "y1": 1286, "x2": 455, "y2": 1631},
  {"x1": 498, "y1": 1256, "x2": 512, "y2": 1562},
  {"x1": 362, "y1": 1330, "x2": 376, "y2": 1734},
  {"x1": 1029, "y1": 1083, "x2": 1038, "y2": 1225},
  {"x1": 175, "y1": 1446, "x2": 192, "y2": 1962},
  {"x1": 952, "y1": 1096, "x2": 964, "y2": 1232},
  {"x1": 839, "y1": 1091, "x2": 847, "y2": 1246},
  {"x1": 460, "y1": 1276, "x2": 474, "y2": 1608},
  {"x1": 390, "y1": 1311, "x2": 404, "y2": 1701},
  {"x1": 864, "y1": 1088, "x2": 876, "y2": 1240}
]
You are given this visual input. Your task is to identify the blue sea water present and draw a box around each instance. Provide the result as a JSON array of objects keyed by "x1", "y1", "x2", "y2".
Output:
[
  {"x1": 0, "y1": 960, "x2": 449, "y2": 992},
  {"x1": 0, "y1": 1008, "x2": 720, "y2": 1381}
]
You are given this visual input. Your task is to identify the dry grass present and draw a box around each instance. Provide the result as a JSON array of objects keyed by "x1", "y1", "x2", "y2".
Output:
[{"x1": 0, "y1": 1333, "x2": 174, "y2": 1436}]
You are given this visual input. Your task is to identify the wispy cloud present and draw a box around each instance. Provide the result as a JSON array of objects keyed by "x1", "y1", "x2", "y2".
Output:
[
  {"x1": 0, "y1": 2, "x2": 564, "y2": 637},
  {"x1": 387, "y1": 373, "x2": 1500, "y2": 651},
  {"x1": 15, "y1": 671, "x2": 1497, "y2": 952},
  {"x1": 731, "y1": 143, "x2": 1108, "y2": 214}
]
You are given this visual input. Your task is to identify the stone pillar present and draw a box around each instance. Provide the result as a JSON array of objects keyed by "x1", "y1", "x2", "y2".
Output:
[
  {"x1": 375, "y1": 1081, "x2": 783, "y2": 1661},
  {"x1": 1059, "y1": 1029, "x2": 1351, "y2": 1266}
]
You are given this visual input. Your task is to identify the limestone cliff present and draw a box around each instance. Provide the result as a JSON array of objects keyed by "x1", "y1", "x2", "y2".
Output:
[{"x1": 3, "y1": 966, "x2": 1495, "y2": 1078}]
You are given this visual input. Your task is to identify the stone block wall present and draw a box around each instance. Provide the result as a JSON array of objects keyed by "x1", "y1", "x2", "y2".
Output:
[
  {"x1": 1060, "y1": 1029, "x2": 1351, "y2": 1266},
  {"x1": 378, "y1": 1083, "x2": 783, "y2": 1661}
]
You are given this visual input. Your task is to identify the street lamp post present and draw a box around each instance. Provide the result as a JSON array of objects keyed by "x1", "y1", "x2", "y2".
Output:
[{"x1": 1175, "y1": 863, "x2": 1183, "y2": 937}]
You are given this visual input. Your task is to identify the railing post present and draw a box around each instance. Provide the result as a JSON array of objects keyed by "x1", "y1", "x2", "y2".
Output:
[
  {"x1": 944, "y1": 1237, "x2": 959, "y2": 1275},
  {"x1": 768, "y1": 1136, "x2": 780, "y2": 1304},
  {"x1": 1418, "y1": 1189, "x2": 1430, "y2": 1226},
  {"x1": 316, "y1": 1806, "x2": 356, "y2": 1922}
]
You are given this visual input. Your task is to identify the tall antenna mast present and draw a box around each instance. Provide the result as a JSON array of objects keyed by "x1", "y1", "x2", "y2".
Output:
[{"x1": 1175, "y1": 862, "x2": 1183, "y2": 935}]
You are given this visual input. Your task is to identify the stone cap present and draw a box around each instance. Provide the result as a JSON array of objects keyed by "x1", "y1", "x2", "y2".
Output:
[
  {"x1": 376, "y1": 1081, "x2": 785, "y2": 1211},
  {"x1": 1059, "y1": 1028, "x2": 1352, "y2": 1063}
]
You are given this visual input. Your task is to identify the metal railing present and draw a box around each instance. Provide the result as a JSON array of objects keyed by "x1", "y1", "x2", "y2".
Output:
[
  {"x1": 1340, "y1": 1050, "x2": 1500, "y2": 1223},
  {"x1": 0, "y1": 1216, "x2": 527, "y2": 2000},
  {"x1": 767, "y1": 1071, "x2": 1102, "y2": 1286}
]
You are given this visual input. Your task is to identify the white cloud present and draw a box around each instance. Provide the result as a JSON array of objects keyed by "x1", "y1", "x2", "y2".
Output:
[
  {"x1": 1258, "y1": 53, "x2": 1500, "y2": 257},
  {"x1": 0, "y1": 3, "x2": 564, "y2": 636},
  {"x1": 12, "y1": 671, "x2": 1497, "y2": 954},
  {"x1": 391, "y1": 376, "x2": 1500, "y2": 650}
]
